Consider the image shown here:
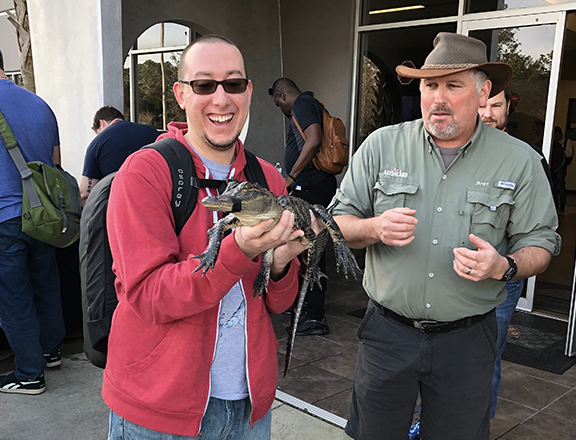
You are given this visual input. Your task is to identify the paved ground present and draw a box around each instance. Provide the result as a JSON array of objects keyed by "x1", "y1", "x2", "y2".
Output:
[{"x1": 0, "y1": 337, "x2": 349, "y2": 440}]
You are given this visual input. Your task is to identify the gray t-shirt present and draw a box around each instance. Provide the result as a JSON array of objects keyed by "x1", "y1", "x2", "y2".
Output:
[
  {"x1": 437, "y1": 145, "x2": 463, "y2": 169},
  {"x1": 194, "y1": 149, "x2": 249, "y2": 400}
]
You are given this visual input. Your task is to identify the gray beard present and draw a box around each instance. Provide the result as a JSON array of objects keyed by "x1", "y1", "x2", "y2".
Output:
[
  {"x1": 427, "y1": 120, "x2": 458, "y2": 139},
  {"x1": 426, "y1": 105, "x2": 458, "y2": 140}
]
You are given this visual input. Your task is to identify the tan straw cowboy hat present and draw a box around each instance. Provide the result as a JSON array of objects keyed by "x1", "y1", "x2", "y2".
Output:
[{"x1": 395, "y1": 32, "x2": 513, "y2": 98}]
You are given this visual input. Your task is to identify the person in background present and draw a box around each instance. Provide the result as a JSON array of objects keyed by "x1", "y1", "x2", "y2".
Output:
[
  {"x1": 79, "y1": 106, "x2": 159, "y2": 204},
  {"x1": 551, "y1": 126, "x2": 567, "y2": 212},
  {"x1": 0, "y1": 48, "x2": 66, "y2": 395},
  {"x1": 268, "y1": 77, "x2": 336, "y2": 335},
  {"x1": 533, "y1": 119, "x2": 545, "y2": 152},
  {"x1": 480, "y1": 87, "x2": 551, "y2": 181}
]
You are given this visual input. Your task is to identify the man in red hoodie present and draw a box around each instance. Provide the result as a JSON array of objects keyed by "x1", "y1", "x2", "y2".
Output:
[{"x1": 103, "y1": 35, "x2": 309, "y2": 439}]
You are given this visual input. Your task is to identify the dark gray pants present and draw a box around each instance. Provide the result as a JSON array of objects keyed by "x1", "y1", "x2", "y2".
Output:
[
  {"x1": 290, "y1": 173, "x2": 336, "y2": 320},
  {"x1": 345, "y1": 301, "x2": 497, "y2": 440}
]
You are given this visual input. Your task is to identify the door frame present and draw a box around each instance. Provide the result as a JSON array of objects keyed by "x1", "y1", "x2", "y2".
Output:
[
  {"x1": 462, "y1": 12, "x2": 565, "y2": 311},
  {"x1": 463, "y1": 12, "x2": 576, "y2": 356}
]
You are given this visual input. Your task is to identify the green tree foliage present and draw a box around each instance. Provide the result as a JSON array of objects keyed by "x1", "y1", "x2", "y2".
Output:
[
  {"x1": 497, "y1": 27, "x2": 552, "y2": 121},
  {"x1": 123, "y1": 54, "x2": 186, "y2": 130}
]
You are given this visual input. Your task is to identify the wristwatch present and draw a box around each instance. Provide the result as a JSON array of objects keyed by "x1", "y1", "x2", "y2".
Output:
[{"x1": 498, "y1": 256, "x2": 518, "y2": 282}]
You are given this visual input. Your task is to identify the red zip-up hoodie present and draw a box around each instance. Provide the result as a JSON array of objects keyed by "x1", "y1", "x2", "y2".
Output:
[{"x1": 102, "y1": 122, "x2": 299, "y2": 436}]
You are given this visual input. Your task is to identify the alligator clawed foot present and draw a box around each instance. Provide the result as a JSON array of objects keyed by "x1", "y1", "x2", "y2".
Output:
[
  {"x1": 191, "y1": 251, "x2": 217, "y2": 276},
  {"x1": 252, "y1": 286, "x2": 266, "y2": 300}
]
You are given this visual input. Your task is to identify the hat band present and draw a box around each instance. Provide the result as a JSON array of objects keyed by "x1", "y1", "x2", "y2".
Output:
[{"x1": 421, "y1": 63, "x2": 479, "y2": 70}]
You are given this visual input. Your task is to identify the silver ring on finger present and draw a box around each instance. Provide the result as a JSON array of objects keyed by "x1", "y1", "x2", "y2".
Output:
[{"x1": 466, "y1": 267, "x2": 472, "y2": 275}]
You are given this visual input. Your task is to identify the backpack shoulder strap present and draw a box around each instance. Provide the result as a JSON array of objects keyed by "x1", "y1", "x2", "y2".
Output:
[
  {"x1": 146, "y1": 139, "x2": 268, "y2": 234},
  {"x1": 145, "y1": 138, "x2": 197, "y2": 236},
  {"x1": 291, "y1": 114, "x2": 307, "y2": 142},
  {"x1": 0, "y1": 110, "x2": 42, "y2": 208},
  {"x1": 243, "y1": 148, "x2": 269, "y2": 190}
]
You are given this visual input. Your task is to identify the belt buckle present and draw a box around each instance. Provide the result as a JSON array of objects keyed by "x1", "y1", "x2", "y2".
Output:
[{"x1": 413, "y1": 320, "x2": 439, "y2": 332}]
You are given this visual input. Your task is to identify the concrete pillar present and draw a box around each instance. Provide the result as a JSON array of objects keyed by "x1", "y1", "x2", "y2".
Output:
[{"x1": 27, "y1": 0, "x2": 123, "y2": 179}]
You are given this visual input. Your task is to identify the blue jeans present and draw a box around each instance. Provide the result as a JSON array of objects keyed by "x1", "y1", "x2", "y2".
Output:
[
  {"x1": 490, "y1": 279, "x2": 524, "y2": 418},
  {"x1": 0, "y1": 217, "x2": 65, "y2": 379},
  {"x1": 108, "y1": 397, "x2": 271, "y2": 439}
]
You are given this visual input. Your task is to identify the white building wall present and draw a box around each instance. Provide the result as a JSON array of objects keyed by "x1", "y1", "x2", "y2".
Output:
[{"x1": 27, "y1": 0, "x2": 123, "y2": 179}]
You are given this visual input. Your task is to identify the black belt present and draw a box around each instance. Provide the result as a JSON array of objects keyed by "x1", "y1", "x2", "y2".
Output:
[{"x1": 370, "y1": 300, "x2": 493, "y2": 333}]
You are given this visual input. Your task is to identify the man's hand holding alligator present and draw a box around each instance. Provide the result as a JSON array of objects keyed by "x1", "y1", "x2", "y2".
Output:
[
  {"x1": 235, "y1": 209, "x2": 322, "y2": 280},
  {"x1": 235, "y1": 210, "x2": 301, "y2": 261}
]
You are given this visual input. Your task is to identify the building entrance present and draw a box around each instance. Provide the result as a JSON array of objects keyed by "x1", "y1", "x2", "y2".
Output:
[
  {"x1": 354, "y1": 3, "x2": 576, "y2": 356},
  {"x1": 464, "y1": 11, "x2": 576, "y2": 356}
]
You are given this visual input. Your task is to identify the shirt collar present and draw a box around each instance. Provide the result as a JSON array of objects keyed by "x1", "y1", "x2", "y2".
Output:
[{"x1": 424, "y1": 115, "x2": 485, "y2": 155}]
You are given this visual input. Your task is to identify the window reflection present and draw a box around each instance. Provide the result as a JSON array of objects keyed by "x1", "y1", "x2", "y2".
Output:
[
  {"x1": 7, "y1": 73, "x2": 23, "y2": 86},
  {"x1": 123, "y1": 52, "x2": 185, "y2": 130},
  {"x1": 124, "y1": 22, "x2": 196, "y2": 130},
  {"x1": 356, "y1": 23, "x2": 457, "y2": 146},
  {"x1": 470, "y1": 25, "x2": 554, "y2": 146}
]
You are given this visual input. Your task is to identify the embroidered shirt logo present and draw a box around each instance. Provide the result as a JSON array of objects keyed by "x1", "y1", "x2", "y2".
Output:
[
  {"x1": 476, "y1": 181, "x2": 489, "y2": 187},
  {"x1": 382, "y1": 168, "x2": 408, "y2": 178},
  {"x1": 497, "y1": 180, "x2": 516, "y2": 190}
]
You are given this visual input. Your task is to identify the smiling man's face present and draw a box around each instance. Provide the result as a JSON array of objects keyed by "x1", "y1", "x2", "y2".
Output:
[{"x1": 174, "y1": 41, "x2": 252, "y2": 160}]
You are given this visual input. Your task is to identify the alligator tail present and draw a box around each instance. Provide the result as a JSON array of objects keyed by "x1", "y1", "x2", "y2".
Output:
[{"x1": 284, "y1": 279, "x2": 309, "y2": 376}]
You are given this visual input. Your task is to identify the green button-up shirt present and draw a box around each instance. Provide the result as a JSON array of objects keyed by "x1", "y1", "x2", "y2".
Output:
[{"x1": 330, "y1": 119, "x2": 561, "y2": 321}]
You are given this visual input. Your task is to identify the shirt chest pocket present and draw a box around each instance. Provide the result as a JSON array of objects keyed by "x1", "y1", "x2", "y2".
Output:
[
  {"x1": 467, "y1": 190, "x2": 515, "y2": 244},
  {"x1": 374, "y1": 181, "x2": 419, "y2": 216}
]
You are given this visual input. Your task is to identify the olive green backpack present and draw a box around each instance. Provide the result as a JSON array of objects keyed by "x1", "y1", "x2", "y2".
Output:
[{"x1": 0, "y1": 109, "x2": 81, "y2": 248}]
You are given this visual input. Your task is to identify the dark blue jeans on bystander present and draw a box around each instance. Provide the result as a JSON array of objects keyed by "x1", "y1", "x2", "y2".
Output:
[
  {"x1": 490, "y1": 279, "x2": 524, "y2": 418},
  {"x1": 0, "y1": 217, "x2": 65, "y2": 379}
]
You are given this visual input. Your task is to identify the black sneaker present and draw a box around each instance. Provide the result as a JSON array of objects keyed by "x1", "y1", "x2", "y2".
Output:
[
  {"x1": 0, "y1": 372, "x2": 46, "y2": 395},
  {"x1": 287, "y1": 317, "x2": 329, "y2": 336},
  {"x1": 44, "y1": 348, "x2": 61, "y2": 368}
]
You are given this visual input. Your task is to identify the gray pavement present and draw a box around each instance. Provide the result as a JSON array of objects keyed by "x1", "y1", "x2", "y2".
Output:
[{"x1": 0, "y1": 337, "x2": 349, "y2": 440}]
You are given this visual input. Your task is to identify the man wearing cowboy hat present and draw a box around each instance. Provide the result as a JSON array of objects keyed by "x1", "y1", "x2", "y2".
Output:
[{"x1": 329, "y1": 32, "x2": 560, "y2": 440}]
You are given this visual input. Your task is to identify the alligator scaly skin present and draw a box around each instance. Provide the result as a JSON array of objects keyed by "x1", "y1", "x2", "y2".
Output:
[{"x1": 192, "y1": 180, "x2": 362, "y2": 375}]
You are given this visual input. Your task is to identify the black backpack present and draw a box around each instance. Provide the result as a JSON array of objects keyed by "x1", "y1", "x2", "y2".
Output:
[{"x1": 80, "y1": 137, "x2": 268, "y2": 368}]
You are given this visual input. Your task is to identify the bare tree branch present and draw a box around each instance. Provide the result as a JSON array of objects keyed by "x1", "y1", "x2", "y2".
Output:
[{"x1": 8, "y1": 0, "x2": 35, "y2": 93}]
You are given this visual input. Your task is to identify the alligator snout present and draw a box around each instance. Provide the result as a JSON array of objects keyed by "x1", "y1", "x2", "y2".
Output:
[{"x1": 201, "y1": 195, "x2": 240, "y2": 213}]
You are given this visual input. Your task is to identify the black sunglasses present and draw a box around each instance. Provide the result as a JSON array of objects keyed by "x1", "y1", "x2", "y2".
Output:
[{"x1": 179, "y1": 78, "x2": 249, "y2": 95}]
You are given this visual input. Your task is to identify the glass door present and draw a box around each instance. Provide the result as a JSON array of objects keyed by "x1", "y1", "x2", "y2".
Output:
[
  {"x1": 569, "y1": 270, "x2": 576, "y2": 356},
  {"x1": 463, "y1": 12, "x2": 576, "y2": 357}
]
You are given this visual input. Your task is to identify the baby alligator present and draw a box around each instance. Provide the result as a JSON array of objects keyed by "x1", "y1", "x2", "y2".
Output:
[{"x1": 193, "y1": 180, "x2": 361, "y2": 376}]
